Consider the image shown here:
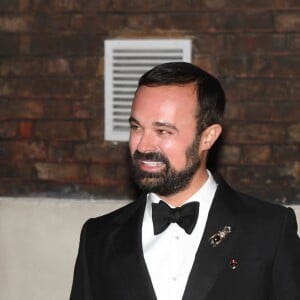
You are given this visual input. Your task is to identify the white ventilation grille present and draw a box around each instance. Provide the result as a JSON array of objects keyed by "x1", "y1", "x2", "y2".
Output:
[{"x1": 104, "y1": 39, "x2": 192, "y2": 141}]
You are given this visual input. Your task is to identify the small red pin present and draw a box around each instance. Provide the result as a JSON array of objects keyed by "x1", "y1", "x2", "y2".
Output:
[{"x1": 230, "y1": 259, "x2": 238, "y2": 270}]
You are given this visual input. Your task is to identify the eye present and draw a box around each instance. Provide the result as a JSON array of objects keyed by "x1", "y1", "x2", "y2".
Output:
[
  {"x1": 129, "y1": 123, "x2": 141, "y2": 131},
  {"x1": 157, "y1": 129, "x2": 173, "y2": 135}
]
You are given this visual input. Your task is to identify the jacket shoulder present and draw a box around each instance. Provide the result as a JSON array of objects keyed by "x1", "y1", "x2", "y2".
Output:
[
  {"x1": 82, "y1": 195, "x2": 146, "y2": 235},
  {"x1": 215, "y1": 173, "x2": 292, "y2": 218},
  {"x1": 237, "y1": 191, "x2": 293, "y2": 219}
]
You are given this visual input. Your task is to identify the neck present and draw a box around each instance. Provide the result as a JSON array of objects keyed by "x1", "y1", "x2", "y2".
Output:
[{"x1": 159, "y1": 169, "x2": 209, "y2": 207}]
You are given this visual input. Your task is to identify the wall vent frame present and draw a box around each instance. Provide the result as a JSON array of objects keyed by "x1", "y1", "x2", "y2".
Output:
[{"x1": 104, "y1": 39, "x2": 192, "y2": 141}]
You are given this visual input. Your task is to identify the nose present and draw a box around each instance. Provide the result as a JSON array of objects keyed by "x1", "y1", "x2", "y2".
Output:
[{"x1": 136, "y1": 131, "x2": 156, "y2": 153}]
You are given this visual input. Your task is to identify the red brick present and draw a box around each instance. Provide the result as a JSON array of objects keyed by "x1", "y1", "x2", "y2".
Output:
[
  {"x1": 73, "y1": 101, "x2": 91, "y2": 119},
  {"x1": 194, "y1": 56, "x2": 216, "y2": 75},
  {"x1": 289, "y1": 80, "x2": 300, "y2": 98},
  {"x1": 225, "y1": 33, "x2": 286, "y2": 54},
  {"x1": 0, "y1": 0, "x2": 19, "y2": 12},
  {"x1": 0, "y1": 141, "x2": 47, "y2": 160},
  {"x1": 272, "y1": 102, "x2": 300, "y2": 122},
  {"x1": 125, "y1": 14, "x2": 154, "y2": 30},
  {"x1": 52, "y1": 0, "x2": 79, "y2": 11},
  {"x1": 225, "y1": 103, "x2": 245, "y2": 121},
  {"x1": 97, "y1": 0, "x2": 127, "y2": 11},
  {"x1": 130, "y1": 13, "x2": 210, "y2": 32},
  {"x1": 0, "y1": 161, "x2": 35, "y2": 182},
  {"x1": 244, "y1": 11, "x2": 273, "y2": 31},
  {"x1": 0, "y1": 78, "x2": 93, "y2": 99},
  {"x1": 0, "y1": 33, "x2": 19, "y2": 55},
  {"x1": 242, "y1": 145, "x2": 272, "y2": 165},
  {"x1": 0, "y1": 121, "x2": 18, "y2": 138},
  {"x1": 75, "y1": 143, "x2": 104, "y2": 162},
  {"x1": 33, "y1": 13, "x2": 70, "y2": 32},
  {"x1": 0, "y1": 99, "x2": 43, "y2": 120},
  {"x1": 218, "y1": 55, "x2": 300, "y2": 78},
  {"x1": 20, "y1": 0, "x2": 75, "y2": 12},
  {"x1": 273, "y1": 145, "x2": 300, "y2": 162},
  {"x1": 75, "y1": 143, "x2": 129, "y2": 163},
  {"x1": 224, "y1": 79, "x2": 289, "y2": 102},
  {"x1": 166, "y1": 1, "x2": 198, "y2": 10},
  {"x1": 89, "y1": 163, "x2": 130, "y2": 184},
  {"x1": 87, "y1": 119, "x2": 103, "y2": 139},
  {"x1": 293, "y1": 162, "x2": 300, "y2": 184},
  {"x1": 226, "y1": 166, "x2": 290, "y2": 189},
  {"x1": 218, "y1": 145, "x2": 241, "y2": 165},
  {"x1": 43, "y1": 101, "x2": 72, "y2": 119},
  {"x1": 225, "y1": 124, "x2": 286, "y2": 144},
  {"x1": 268, "y1": 56, "x2": 300, "y2": 77},
  {"x1": 241, "y1": 102, "x2": 300, "y2": 122},
  {"x1": 286, "y1": 0, "x2": 300, "y2": 8},
  {"x1": 0, "y1": 162, "x2": 18, "y2": 178},
  {"x1": 35, "y1": 121, "x2": 87, "y2": 141},
  {"x1": 123, "y1": 0, "x2": 167, "y2": 11},
  {"x1": 44, "y1": 58, "x2": 72, "y2": 75},
  {"x1": 71, "y1": 14, "x2": 124, "y2": 32},
  {"x1": 288, "y1": 33, "x2": 300, "y2": 50},
  {"x1": 15, "y1": 161, "x2": 36, "y2": 179},
  {"x1": 35, "y1": 162, "x2": 88, "y2": 181},
  {"x1": 31, "y1": 33, "x2": 100, "y2": 56},
  {"x1": 209, "y1": 11, "x2": 243, "y2": 32},
  {"x1": 242, "y1": 103, "x2": 274, "y2": 122},
  {"x1": 275, "y1": 12, "x2": 300, "y2": 32},
  {"x1": 19, "y1": 34, "x2": 31, "y2": 54},
  {"x1": 288, "y1": 123, "x2": 300, "y2": 142},
  {"x1": 0, "y1": 179, "x2": 19, "y2": 194},
  {"x1": 193, "y1": 34, "x2": 224, "y2": 55},
  {"x1": 19, "y1": 121, "x2": 33, "y2": 138},
  {"x1": 70, "y1": 57, "x2": 100, "y2": 77},
  {"x1": 0, "y1": 16, "x2": 33, "y2": 32},
  {"x1": 48, "y1": 142, "x2": 75, "y2": 162},
  {"x1": 171, "y1": 13, "x2": 209, "y2": 31},
  {"x1": 0, "y1": 57, "x2": 43, "y2": 76},
  {"x1": 224, "y1": 0, "x2": 277, "y2": 8},
  {"x1": 17, "y1": 141, "x2": 48, "y2": 160}
]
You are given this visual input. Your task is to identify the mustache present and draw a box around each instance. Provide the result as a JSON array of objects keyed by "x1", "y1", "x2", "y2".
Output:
[{"x1": 132, "y1": 150, "x2": 169, "y2": 164}]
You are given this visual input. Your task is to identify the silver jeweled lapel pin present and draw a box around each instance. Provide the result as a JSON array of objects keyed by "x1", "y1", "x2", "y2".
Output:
[{"x1": 209, "y1": 226, "x2": 232, "y2": 247}]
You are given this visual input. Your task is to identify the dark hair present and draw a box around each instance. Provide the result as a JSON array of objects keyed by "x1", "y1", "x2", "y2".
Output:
[{"x1": 137, "y1": 62, "x2": 226, "y2": 134}]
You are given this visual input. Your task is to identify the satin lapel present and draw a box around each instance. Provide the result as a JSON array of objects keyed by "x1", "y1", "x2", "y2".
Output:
[
  {"x1": 110, "y1": 196, "x2": 157, "y2": 300},
  {"x1": 183, "y1": 179, "x2": 239, "y2": 300}
]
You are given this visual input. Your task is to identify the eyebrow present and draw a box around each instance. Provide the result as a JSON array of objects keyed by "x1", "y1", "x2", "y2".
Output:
[
  {"x1": 128, "y1": 116, "x2": 139, "y2": 124},
  {"x1": 129, "y1": 117, "x2": 178, "y2": 132},
  {"x1": 153, "y1": 121, "x2": 178, "y2": 131}
]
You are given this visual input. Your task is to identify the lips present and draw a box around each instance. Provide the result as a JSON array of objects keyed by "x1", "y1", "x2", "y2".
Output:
[
  {"x1": 133, "y1": 151, "x2": 168, "y2": 172},
  {"x1": 138, "y1": 160, "x2": 165, "y2": 171},
  {"x1": 141, "y1": 160, "x2": 164, "y2": 166}
]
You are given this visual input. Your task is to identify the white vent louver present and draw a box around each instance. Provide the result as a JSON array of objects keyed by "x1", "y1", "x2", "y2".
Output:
[{"x1": 104, "y1": 39, "x2": 192, "y2": 141}]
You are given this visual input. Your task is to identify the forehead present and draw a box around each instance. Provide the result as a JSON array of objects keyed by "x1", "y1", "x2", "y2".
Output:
[{"x1": 131, "y1": 84, "x2": 198, "y2": 124}]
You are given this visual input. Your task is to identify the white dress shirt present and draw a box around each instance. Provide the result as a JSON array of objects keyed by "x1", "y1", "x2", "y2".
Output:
[{"x1": 142, "y1": 170, "x2": 217, "y2": 300}]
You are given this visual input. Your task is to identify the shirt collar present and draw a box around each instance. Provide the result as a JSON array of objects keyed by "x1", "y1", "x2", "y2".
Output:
[{"x1": 147, "y1": 170, "x2": 217, "y2": 207}]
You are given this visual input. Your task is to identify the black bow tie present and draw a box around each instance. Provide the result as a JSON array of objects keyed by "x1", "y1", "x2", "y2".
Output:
[{"x1": 152, "y1": 201, "x2": 199, "y2": 235}]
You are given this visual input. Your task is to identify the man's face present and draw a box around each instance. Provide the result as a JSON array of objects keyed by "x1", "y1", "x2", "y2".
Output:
[{"x1": 129, "y1": 84, "x2": 202, "y2": 196}]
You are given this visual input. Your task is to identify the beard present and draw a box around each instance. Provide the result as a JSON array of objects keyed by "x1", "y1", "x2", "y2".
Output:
[{"x1": 131, "y1": 136, "x2": 201, "y2": 196}]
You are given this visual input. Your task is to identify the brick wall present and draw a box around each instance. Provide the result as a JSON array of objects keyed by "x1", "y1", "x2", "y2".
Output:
[{"x1": 0, "y1": 0, "x2": 299, "y2": 203}]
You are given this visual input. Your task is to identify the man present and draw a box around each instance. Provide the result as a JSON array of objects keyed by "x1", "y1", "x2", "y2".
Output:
[{"x1": 70, "y1": 62, "x2": 300, "y2": 300}]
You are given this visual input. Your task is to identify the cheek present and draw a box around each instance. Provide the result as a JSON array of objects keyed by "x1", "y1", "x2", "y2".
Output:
[
  {"x1": 128, "y1": 134, "x2": 137, "y2": 155},
  {"x1": 161, "y1": 140, "x2": 191, "y2": 168}
]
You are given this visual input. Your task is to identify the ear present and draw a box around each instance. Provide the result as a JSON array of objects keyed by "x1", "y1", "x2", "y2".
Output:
[{"x1": 199, "y1": 124, "x2": 222, "y2": 152}]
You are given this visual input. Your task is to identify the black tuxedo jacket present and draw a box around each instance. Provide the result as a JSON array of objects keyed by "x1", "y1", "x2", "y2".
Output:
[{"x1": 70, "y1": 175, "x2": 300, "y2": 300}]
